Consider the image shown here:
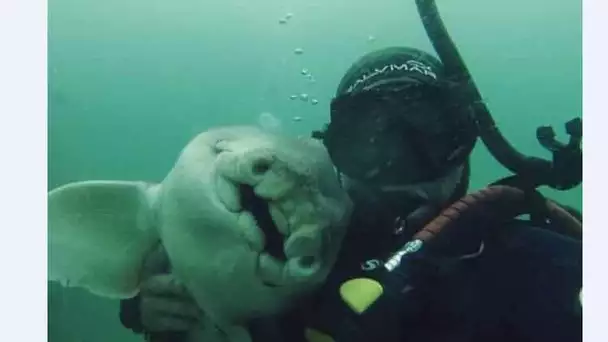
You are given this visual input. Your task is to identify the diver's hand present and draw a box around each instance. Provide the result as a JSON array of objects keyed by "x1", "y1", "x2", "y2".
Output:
[{"x1": 139, "y1": 274, "x2": 202, "y2": 333}]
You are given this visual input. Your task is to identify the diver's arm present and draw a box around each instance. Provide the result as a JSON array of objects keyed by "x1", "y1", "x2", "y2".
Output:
[
  {"x1": 119, "y1": 245, "x2": 198, "y2": 342},
  {"x1": 120, "y1": 296, "x2": 189, "y2": 342},
  {"x1": 118, "y1": 275, "x2": 197, "y2": 342},
  {"x1": 119, "y1": 293, "x2": 188, "y2": 342}
]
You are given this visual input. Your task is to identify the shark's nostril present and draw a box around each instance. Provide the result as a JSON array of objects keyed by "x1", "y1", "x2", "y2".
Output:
[
  {"x1": 298, "y1": 256, "x2": 316, "y2": 268},
  {"x1": 212, "y1": 139, "x2": 226, "y2": 154},
  {"x1": 252, "y1": 159, "x2": 271, "y2": 175}
]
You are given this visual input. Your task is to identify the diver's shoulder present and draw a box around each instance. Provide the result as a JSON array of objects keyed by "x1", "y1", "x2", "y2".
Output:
[
  {"x1": 503, "y1": 218, "x2": 581, "y2": 242},
  {"x1": 485, "y1": 218, "x2": 582, "y2": 266}
]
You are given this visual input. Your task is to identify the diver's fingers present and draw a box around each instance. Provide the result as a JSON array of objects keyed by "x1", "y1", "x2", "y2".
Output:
[
  {"x1": 142, "y1": 312, "x2": 199, "y2": 332},
  {"x1": 142, "y1": 296, "x2": 202, "y2": 319},
  {"x1": 140, "y1": 274, "x2": 191, "y2": 298}
]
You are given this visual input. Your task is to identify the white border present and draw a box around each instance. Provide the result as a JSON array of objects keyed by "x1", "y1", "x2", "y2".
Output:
[
  {"x1": 0, "y1": 0, "x2": 48, "y2": 339},
  {"x1": 582, "y1": 0, "x2": 607, "y2": 340}
]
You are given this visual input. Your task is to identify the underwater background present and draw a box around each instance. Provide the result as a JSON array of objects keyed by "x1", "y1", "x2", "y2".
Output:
[{"x1": 48, "y1": 0, "x2": 582, "y2": 341}]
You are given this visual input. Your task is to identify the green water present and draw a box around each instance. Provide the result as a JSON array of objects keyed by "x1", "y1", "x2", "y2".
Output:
[{"x1": 48, "y1": 0, "x2": 582, "y2": 341}]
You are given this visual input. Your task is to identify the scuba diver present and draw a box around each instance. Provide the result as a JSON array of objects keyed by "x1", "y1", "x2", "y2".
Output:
[{"x1": 119, "y1": 1, "x2": 582, "y2": 341}]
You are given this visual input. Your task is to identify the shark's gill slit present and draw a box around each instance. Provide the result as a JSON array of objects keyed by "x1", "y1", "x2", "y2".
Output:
[{"x1": 239, "y1": 184, "x2": 286, "y2": 261}]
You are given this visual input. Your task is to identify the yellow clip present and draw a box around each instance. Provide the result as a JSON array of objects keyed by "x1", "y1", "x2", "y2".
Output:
[{"x1": 339, "y1": 278, "x2": 384, "y2": 314}]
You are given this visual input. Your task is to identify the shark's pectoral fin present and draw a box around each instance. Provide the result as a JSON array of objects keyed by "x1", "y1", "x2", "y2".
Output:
[{"x1": 48, "y1": 180, "x2": 161, "y2": 298}]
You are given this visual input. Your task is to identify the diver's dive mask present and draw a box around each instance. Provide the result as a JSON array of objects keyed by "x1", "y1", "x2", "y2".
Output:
[{"x1": 322, "y1": 83, "x2": 477, "y2": 187}]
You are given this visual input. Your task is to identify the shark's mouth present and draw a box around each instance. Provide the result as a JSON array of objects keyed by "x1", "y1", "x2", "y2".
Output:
[{"x1": 238, "y1": 184, "x2": 287, "y2": 262}]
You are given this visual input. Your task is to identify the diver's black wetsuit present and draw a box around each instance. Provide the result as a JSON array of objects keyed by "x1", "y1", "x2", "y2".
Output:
[
  {"x1": 120, "y1": 210, "x2": 582, "y2": 342},
  {"x1": 258, "y1": 213, "x2": 581, "y2": 342}
]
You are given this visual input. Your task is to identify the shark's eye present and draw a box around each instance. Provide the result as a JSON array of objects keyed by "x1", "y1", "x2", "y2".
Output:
[{"x1": 212, "y1": 139, "x2": 226, "y2": 154}]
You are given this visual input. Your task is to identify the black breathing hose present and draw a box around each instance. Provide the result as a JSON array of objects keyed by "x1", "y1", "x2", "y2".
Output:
[{"x1": 414, "y1": 0, "x2": 582, "y2": 191}]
